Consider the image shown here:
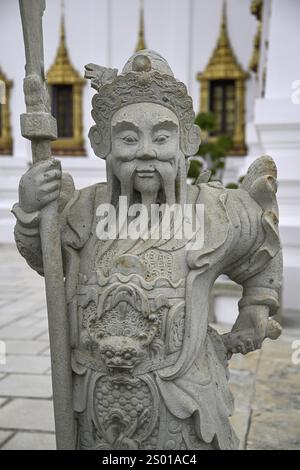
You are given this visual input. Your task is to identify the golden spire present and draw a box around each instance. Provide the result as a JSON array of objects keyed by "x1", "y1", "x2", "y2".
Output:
[
  {"x1": 196, "y1": 0, "x2": 248, "y2": 156},
  {"x1": 220, "y1": 0, "x2": 228, "y2": 45},
  {"x1": 47, "y1": 0, "x2": 83, "y2": 84},
  {"x1": 55, "y1": 0, "x2": 70, "y2": 68},
  {"x1": 135, "y1": 0, "x2": 147, "y2": 52},
  {"x1": 198, "y1": 0, "x2": 247, "y2": 80},
  {"x1": 249, "y1": 0, "x2": 263, "y2": 74}
]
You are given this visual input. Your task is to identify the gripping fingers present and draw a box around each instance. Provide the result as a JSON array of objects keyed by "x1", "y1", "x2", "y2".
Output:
[
  {"x1": 44, "y1": 168, "x2": 62, "y2": 182},
  {"x1": 37, "y1": 181, "x2": 61, "y2": 199},
  {"x1": 35, "y1": 158, "x2": 61, "y2": 174},
  {"x1": 39, "y1": 190, "x2": 60, "y2": 208}
]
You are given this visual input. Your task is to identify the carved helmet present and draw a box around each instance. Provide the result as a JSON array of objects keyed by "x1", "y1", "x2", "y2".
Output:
[{"x1": 85, "y1": 50, "x2": 200, "y2": 160}]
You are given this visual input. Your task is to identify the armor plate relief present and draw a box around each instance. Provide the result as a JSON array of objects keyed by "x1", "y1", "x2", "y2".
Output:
[{"x1": 74, "y1": 252, "x2": 187, "y2": 449}]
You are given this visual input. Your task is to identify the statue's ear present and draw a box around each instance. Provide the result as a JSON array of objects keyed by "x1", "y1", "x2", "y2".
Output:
[
  {"x1": 88, "y1": 125, "x2": 110, "y2": 159},
  {"x1": 181, "y1": 124, "x2": 201, "y2": 157}
]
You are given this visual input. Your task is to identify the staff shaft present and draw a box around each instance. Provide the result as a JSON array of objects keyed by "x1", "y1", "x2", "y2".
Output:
[{"x1": 19, "y1": 0, "x2": 75, "y2": 449}]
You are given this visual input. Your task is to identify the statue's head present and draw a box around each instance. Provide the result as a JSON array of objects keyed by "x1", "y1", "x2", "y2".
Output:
[{"x1": 85, "y1": 50, "x2": 200, "y2": 205}]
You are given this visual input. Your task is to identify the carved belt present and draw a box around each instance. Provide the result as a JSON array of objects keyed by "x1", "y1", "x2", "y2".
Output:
[{"x1": 72, "y1": 348, "x2": 180, "y2": 376}]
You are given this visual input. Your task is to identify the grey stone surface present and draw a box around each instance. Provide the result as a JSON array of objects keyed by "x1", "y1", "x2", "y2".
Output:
[
  {"x1": 0, "y1": 374, "x2": 52, "y2": 398},
  {"x1": 0, "y1": 430, "x2": 14, "y2": 447},
  {"x1": 1, "y1": 431, "x2": 56, "y2": 450},
  {"x1": 229, "y1": 411, "x2": 249, "y2": 450},
  {"x1": 4, "y1": 340, "x2": 48, "y2": 355},
  {"x1": 0, "y1": 398, "x2": 55, "y2": 432},
  {"x1": 12, "y1": 46, "x2": 282, "y2": 450},
  {"x1": 247, "y1": 410, "x2": 300, "y2": 450},
  {"x1": 0, "y1": 355, "x2": 50, "y2": 374},
  {"x1": 0, "y1": 324, "x2": 48, "y2": 340}
]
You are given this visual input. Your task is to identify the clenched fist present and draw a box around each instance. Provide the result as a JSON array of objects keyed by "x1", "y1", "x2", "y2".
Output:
[{"x1": 19, "y1": 159, "x2": 62, "y2": 213}]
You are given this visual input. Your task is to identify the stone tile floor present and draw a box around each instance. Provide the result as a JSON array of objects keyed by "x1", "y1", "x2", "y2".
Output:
[{"x1": 0, "y1": 244, "x2": 299, "y2": 450}]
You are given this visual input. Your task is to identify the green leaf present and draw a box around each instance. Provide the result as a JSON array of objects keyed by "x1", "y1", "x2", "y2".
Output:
[
  {"x1": 187, "y1": 159, "x2": 202, "y2": 179},
  {"x1": 195, "y1": 112, "x2": 215, "y2": 132},
  {"x1": 226, "y1": 182, "x2": 239, "y2": 189}
]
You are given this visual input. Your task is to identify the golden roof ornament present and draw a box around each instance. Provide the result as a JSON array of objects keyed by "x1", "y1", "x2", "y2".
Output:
[
  {"x1": 47, "y1": 3, "x2": 84, "y2": 85},
  {"x1": 250, "y1": 0, "x2": 263, "y2": 20},
  {"x1": 197, "y1": 0, "x2": 247, "y2": 81},
  {"x1": 0, "y1": 67, "x2": 13, "y2": 155},
  {"x1": 46, "y1": 0, "x2": 86, "y2": 156},
  {"x1": 249, "y1": 0, "x2": 263, "y2": 74},
  {"x1": 196, "y1": 1, "x2": 248, "y2": 156},
  {"x1": 135, "y1": 0, "x2": 147, "y2": 52}
]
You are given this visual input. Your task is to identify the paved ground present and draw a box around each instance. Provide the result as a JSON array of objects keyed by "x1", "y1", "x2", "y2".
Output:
[{"x1": 0, "y1": 244, "x2": 299, "y2": 450}]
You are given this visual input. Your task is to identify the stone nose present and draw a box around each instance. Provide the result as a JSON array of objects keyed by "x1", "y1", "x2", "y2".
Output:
[{"x1": 136, "y1": 139, "x2": 156, "y2": 160}]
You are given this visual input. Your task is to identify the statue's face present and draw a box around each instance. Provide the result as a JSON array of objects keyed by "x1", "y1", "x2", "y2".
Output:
[{"x1": 110, "y1": 103, "x2": 180, "y2": 198}]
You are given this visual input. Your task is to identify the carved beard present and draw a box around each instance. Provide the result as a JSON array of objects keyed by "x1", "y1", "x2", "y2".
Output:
[{"x1": 106, "y1": 151, "x2": 187, "y2": 209}]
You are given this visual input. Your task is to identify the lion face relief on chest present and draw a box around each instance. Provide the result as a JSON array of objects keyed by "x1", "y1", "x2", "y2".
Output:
[
  {"x1": 77, "y1": 255, "x2": 177, "y2": 371},
  {"x1": 76, "y1": 254, "x2": 187, "y2": 377},
  {"x1": 90, "y1": 280, "x2": 170, "y2": 370}
]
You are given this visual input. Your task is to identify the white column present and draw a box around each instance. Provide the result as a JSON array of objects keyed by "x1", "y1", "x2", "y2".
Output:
[{"x1": 244, "y1": 0, "x2": 300, "y2": 311}]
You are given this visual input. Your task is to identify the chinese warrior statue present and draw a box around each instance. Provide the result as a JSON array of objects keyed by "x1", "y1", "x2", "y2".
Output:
[{"x1": 13, "y1": 50, "x2": 282, "y2": 450}]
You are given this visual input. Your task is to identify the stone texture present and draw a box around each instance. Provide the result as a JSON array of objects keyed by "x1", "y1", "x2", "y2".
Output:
[
  {"x1": 34, "y1": 331, "x2": 50, "y2": 342},
  {"x1": 228, "y1": 350, "x2": 260, "y2": 374},
  {"x1": 0, "y1": 398, "x2": 55, "y2": 431},
  {"x1": 4, "y1": 340, "x2": 49, "y2": 355},
  {"x1": 229, "y1": 368, "x2": 255, "y2": 412},
  {"x1": 0, "y1": 430, "x2": 14, "y2": 447},
  {"x1": 1, "y1": 431, "x2": 55, "y2": 450},
  {"x1": 0, "y1": 324, "x2": 48, "y2": 340},
  {"x1": 247, "y1": 410, "x2": 300, "y2": 450},
  {"x1": 229, "y1": 411, "x2": 249, "y2": 450},
  {"x1": 0, "y1": 374, "x2": 52, "y2": 398},
  {"x1": 41, "y1": 347, "x2": 50, "y2": 356},
  {"x1": 0, "y1": 355, "x2": 50, "y2": 374}
]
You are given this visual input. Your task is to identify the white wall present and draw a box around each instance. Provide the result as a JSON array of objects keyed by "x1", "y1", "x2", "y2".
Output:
[{"x1": 243, "y1": 0, "x2": 300, "y2": 311}]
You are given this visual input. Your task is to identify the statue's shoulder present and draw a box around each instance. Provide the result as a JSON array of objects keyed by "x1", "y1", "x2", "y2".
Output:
[
  {"x1": 61, "y1": 182, "x2": 107, "y2": 248},
  {"x1": 187, "y1": 180, "x2": 227, "y2": 205},
  {"x1": 189, "y1": 155, "x2": 278, "y2": 218},
  {"x1": 66, "y1": 182, "x2": 107, "y2": 213}
]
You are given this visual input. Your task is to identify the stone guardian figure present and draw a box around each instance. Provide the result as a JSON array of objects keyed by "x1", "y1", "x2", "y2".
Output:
[{"x1": 13, "y1": 50, "x2": 282, "y2": 450}]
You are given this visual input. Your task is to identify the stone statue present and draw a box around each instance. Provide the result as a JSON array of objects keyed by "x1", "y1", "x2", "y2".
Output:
[{"x1": 13, "y1": 49, "x2": 282, "y2": 450}]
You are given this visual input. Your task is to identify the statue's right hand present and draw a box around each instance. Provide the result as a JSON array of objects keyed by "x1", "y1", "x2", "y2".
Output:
[{"x1": 19, "y1": 159, "x2": 62, "y2": 213}]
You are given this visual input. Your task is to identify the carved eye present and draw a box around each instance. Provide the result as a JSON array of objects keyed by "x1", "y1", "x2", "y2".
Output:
[
  {"x1": 122, "y1": 135, "x2": 138, "y2": 144},
  {"x1": 154, "y1": 135, "x2": 169, "y2": 144}
]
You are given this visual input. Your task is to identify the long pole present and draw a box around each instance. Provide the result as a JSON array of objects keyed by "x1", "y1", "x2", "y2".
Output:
[{"x1": 19, "y1": 0, "x2": 75, "y2": 449}]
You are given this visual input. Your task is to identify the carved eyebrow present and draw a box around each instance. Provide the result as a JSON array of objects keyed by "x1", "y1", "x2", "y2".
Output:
[
  {"x1": 152, "y1": 120, "x2": 179, "y2": 133},
  {"x1": 112, "y1": 121, "x2": 139, "y2": 133}
]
